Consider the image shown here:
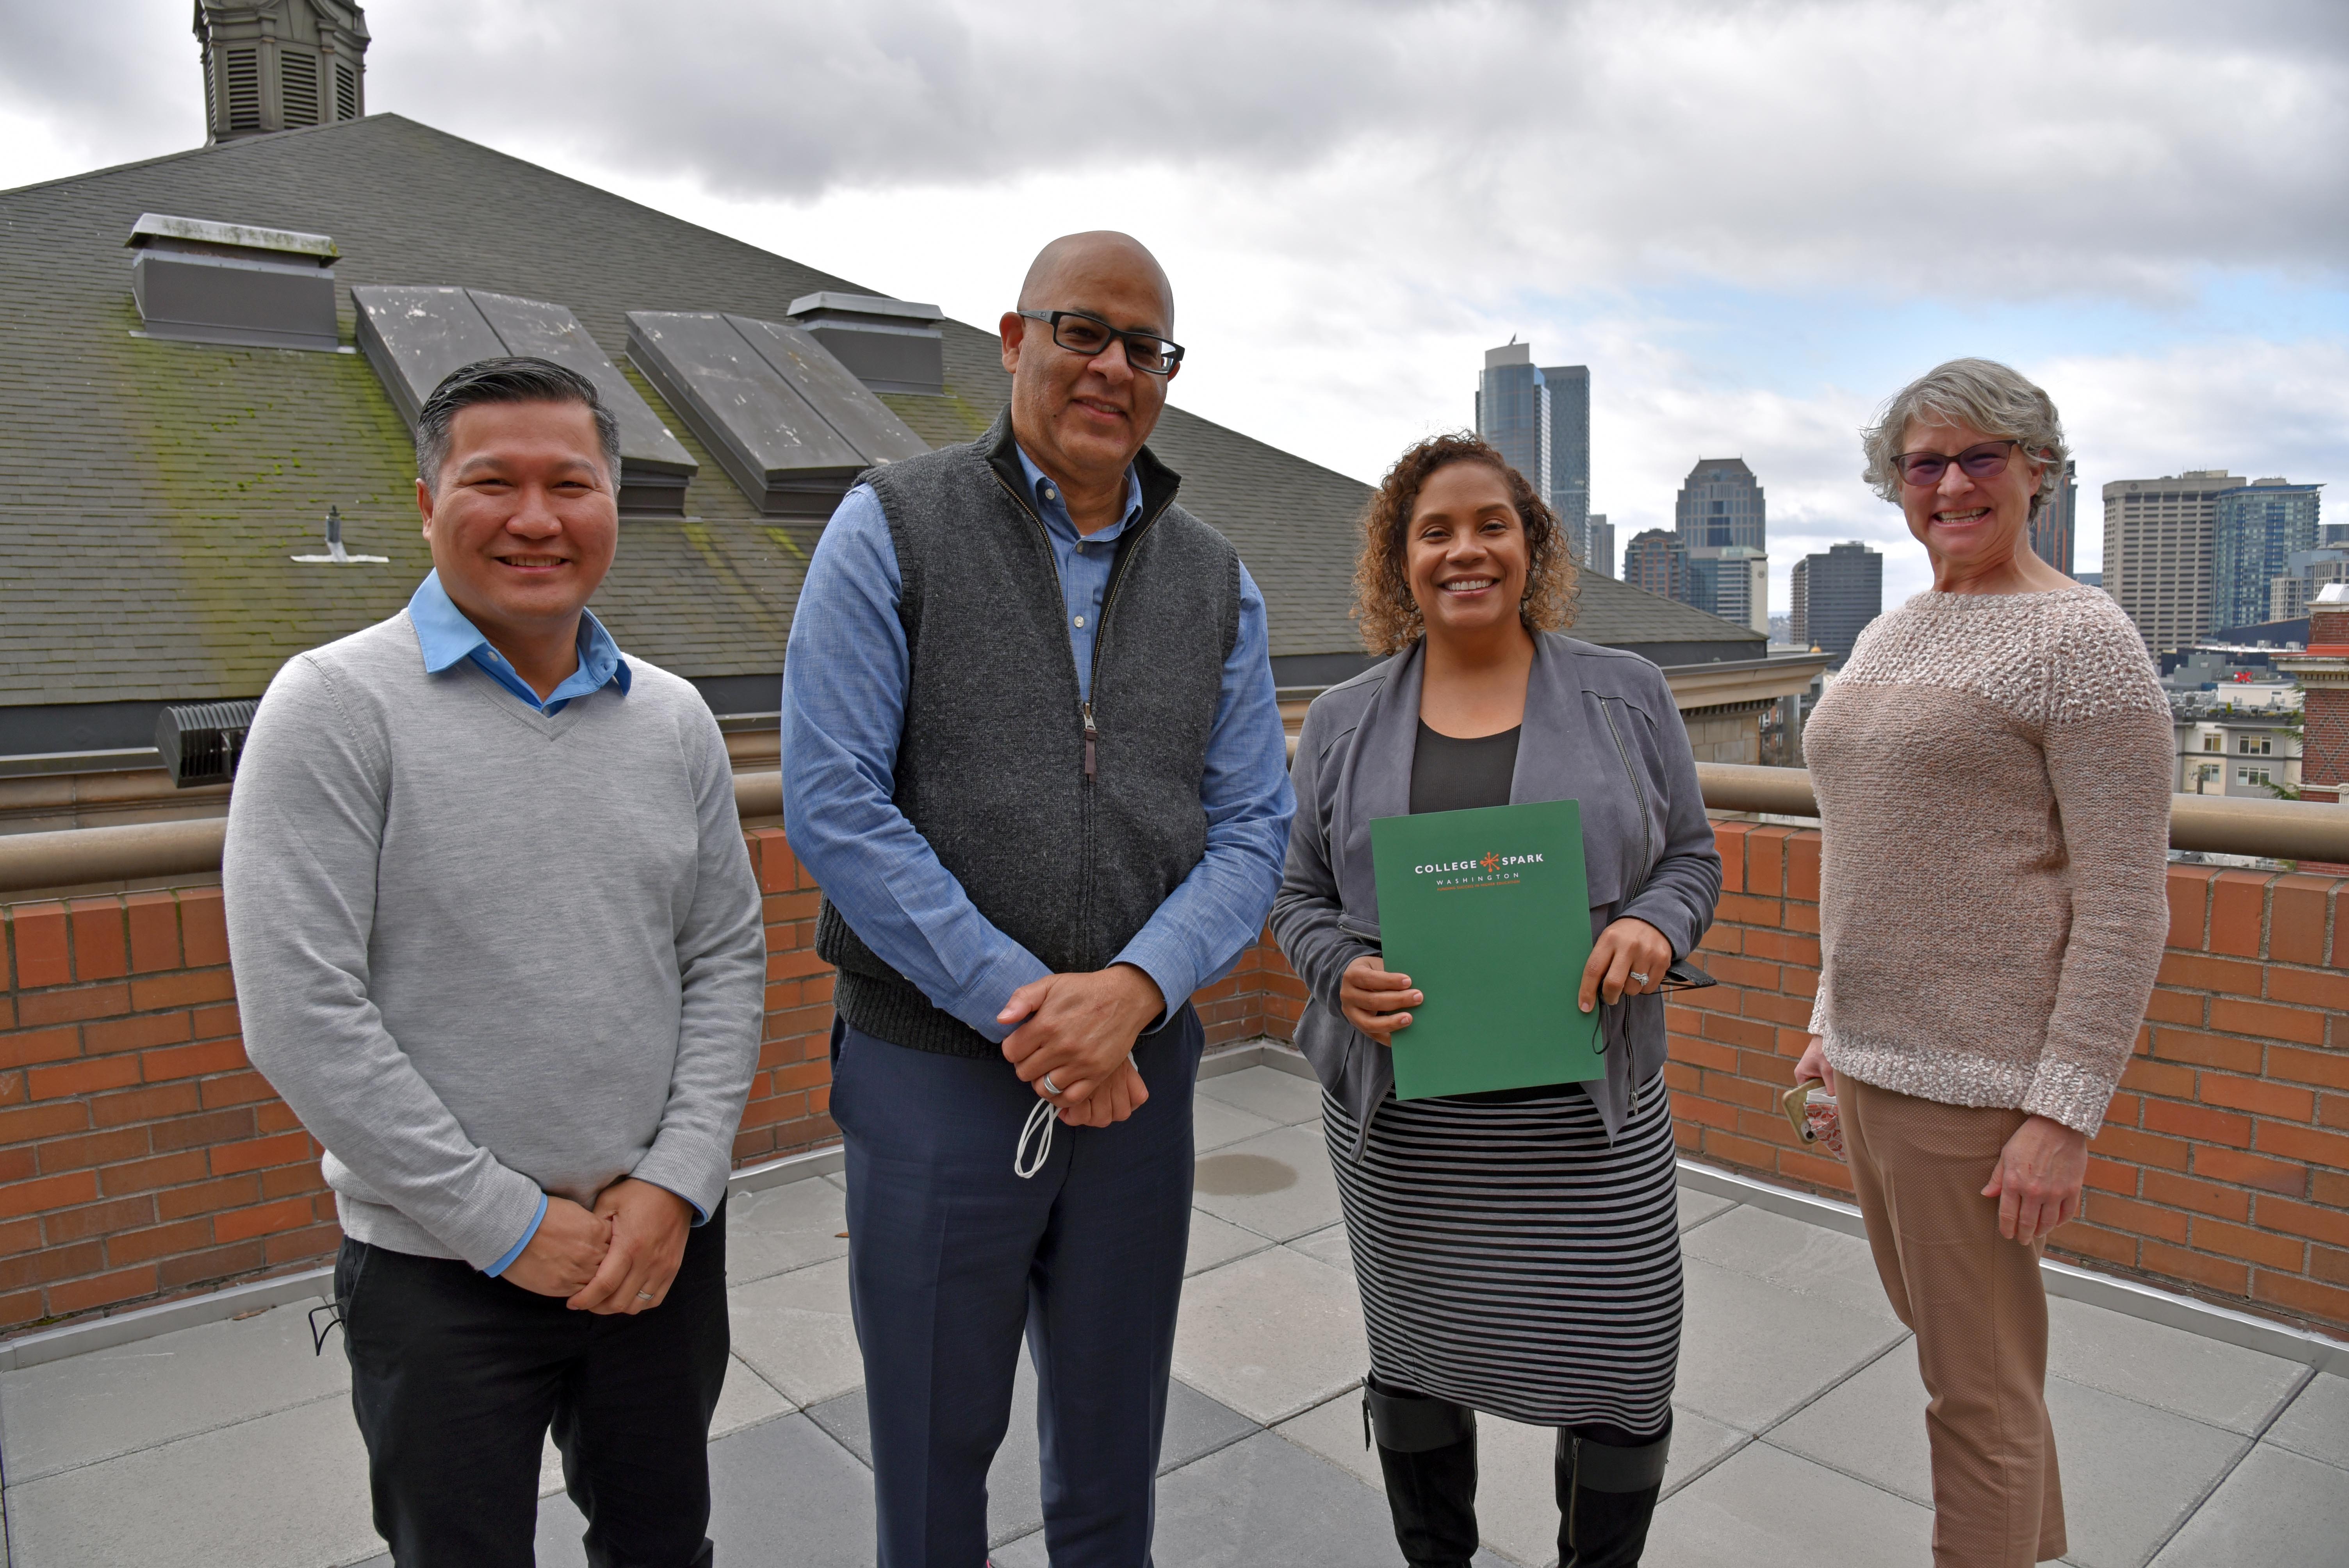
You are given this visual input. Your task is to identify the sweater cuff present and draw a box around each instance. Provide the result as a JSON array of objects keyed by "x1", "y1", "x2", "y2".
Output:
[
  {"x1": 630, "y1": 1138, "x2": 731, "y2": 1226},
  {"x1": 2022, "y1": 1056, "x2": 2123, "y2": 1138},
  {"x1": 482, "y1": 1192, "x2": 547, "y2": 1277}
]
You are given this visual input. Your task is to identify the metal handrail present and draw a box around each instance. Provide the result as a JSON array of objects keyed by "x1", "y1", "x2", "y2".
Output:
[{"x1": 2, "y1": 765, "x2": 2343, "y2": 897}]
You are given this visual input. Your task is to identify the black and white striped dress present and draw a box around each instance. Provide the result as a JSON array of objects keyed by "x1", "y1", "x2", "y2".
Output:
[
  {"x1": 1324, "y1": 1071, "x2": 1683, "y2": 1432},
  {"x1": 1324, "y1": 720, "x2": 1682, "y2": 1433}
]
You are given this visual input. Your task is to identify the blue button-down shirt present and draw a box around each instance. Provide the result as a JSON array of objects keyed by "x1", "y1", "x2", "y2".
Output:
[
  {"x1": 780, "y1": 451, "x2": 1295, "y2": 1044},
  {"x1": 406, "y1": 570, "x2": 662, "y2": 1277}
]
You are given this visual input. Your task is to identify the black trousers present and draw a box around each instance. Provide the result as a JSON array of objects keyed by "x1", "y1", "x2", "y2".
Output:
[{"x1": 335, "y1": 1200, "x2": 730, "y2": 1568}]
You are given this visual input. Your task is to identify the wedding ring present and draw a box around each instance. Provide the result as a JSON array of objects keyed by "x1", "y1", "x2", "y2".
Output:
[
  {"x1": 1041, "y1": 1072, "x2": 1064, "y2": 1096},
  {"x1": 1628, "y1": 971, "x2": 1650, "y2": 986},
  {"x1": 636, "y1": 1291, "x2": 655, "y2": 1301}
]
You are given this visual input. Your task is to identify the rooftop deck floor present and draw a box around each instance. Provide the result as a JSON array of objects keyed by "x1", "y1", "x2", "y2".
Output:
[{"x1": 2, "y1": 1061, "x2": 2343, "y2": 1567}]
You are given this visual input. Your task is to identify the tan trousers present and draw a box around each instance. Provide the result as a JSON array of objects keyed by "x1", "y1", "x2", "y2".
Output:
[{"x1": 1840, "y1": 1075, "x2": 2067, "y2": 1567}]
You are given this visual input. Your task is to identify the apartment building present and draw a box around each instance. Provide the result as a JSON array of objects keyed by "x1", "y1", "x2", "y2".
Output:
[{"x1": 2103, "y1": 471, "x2": 2245, "y2": 653}]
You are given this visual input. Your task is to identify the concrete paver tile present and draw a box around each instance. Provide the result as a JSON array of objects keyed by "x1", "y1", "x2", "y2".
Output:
[
  {"x1": 1285, "y1": 1222, "x2": 1355, "y2": 1275},
  {"x1": 2044, "y1": 1294, "x2": 2302, "y2": 1434},
  {"x1": 1674, "y1": 1258, "x2": 1907, "y2": 1432},
  {"x1": 534, "y1": 1413, "x2": 878, "y2": 1568},
  {"x1": 1675, "y1": 1188, "x2": 1736, "y2": 1233},
  {"x1": 1193, "y1": 1094, "x2": 1280, "y2": 1155},
  {"x1": 1677, "y1": 1203, "x2": 1904, "y2": 1323},
  {"x1": 728, "y1": 1257, "x2": 864, "y2": 1408},
  {"x1": 2263, "y1": 1371, "x2": 2349, "y2": 1470},
  {"x1": 3, "y1": 1393, "x2": 378, "y2": 1568},
  {"x1": 1770, "y1": 1337, "x2": 2251, "y2": 1568},
  {"x1": 2148, "y1": 1442, "x2": 2349, "y2": 1568},
  {"x1": 0, "y1": 1295, "x2": 345, "y2": 1483},
  {"x1": 1173, "y1": 1245, "x2": 1366, "y2": 1425},
  {"x1": 1195, "y1": 1065, "x2": 1324, "y2": 1126},
  {"x1": 1643, "y1": 1439, "x2": 1933, "y2": 1568},
  {"x1": 1190, "y1": 1122, "x2": 1342, "y2": 1242},
  {"x1": 994, "y1": 1429, "x2": 1515, "y2": 1568},
  {"x1": 1185, "y1": 1211, "x2": 1273, "y2": 1277},
  {"x1": 724, "y1": 1177, "x2": 850, "y2": 1286}
]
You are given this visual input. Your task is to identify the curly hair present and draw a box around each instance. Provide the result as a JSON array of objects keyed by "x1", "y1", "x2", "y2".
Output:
[{"x1": 1353, "y1": 433, "x2": 1578, "y2": 655}]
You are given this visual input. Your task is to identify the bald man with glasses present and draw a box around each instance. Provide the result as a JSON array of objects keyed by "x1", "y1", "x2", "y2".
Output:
[{"x1": 781, "y1": 233, "x2": 1294, "y2": 1566}]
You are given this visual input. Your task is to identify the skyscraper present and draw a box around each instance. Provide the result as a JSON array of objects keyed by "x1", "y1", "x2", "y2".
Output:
[
  {"x1": 2103, "y1": 471, "x2": 2244, "y2": 653},
  {"x1": 1585, "y1": 513, "x2": 1615, "y2": 580},
  {"x1": 1476, "y1": 344, "x2": 1549, "y2": 499},
  {"x1": 1789, "y1": 560, "x2": 1809, "y2": 648},
  {"x1": 2211, "y1": 478, "x2": 2323, "y2": 631},
  {"x1": 2031, "y1": 458, "x2": 2078, "y2": 577},
  {"x1": 1675, "y1": 458, "x2": 1768, "y2": 633},
  {"x1": 1542, "y1": 363, "x2": 1591, "y2": 563},
  {"x1": 1622, "y1": 529, "x2": 1684, "y2": 600},
  {"x1": 1794, "y1": 542, "x2": 1883, "y2": 663}
]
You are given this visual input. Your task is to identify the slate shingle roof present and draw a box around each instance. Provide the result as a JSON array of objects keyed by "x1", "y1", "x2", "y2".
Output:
[{"x1": 0, "y1": 114, "x2": 1755, "y2": 736}]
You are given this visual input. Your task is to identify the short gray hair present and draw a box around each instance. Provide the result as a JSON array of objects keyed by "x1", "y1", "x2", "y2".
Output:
[
  {"x1": 415, "y1": 356, "x2": 621, "y2": 495},
  {"x1": 1861, "y1": 358, "x2": 2068, "y2": 516}
]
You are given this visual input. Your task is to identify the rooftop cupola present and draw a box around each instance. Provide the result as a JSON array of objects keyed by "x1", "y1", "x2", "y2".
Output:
[{"x1": 195, "y1": 0, "x2": 370, "y2": 143}]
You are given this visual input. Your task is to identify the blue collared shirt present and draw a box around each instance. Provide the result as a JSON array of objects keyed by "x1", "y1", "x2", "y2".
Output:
[
  {"x1": 406, "y1": 570, "x2": 659, "y2": 1277},
  {"x1": 407, "y1": 570, "x2": 632, "y2": 716},
  {"x1": 780, "y1": 450, "x2": 1296, "y2": 1043}
]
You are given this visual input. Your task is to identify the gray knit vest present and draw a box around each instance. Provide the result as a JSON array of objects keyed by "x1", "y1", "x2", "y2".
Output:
[{"x1": 814, "y1": 408, "x2": 1242, "y2": 1057}]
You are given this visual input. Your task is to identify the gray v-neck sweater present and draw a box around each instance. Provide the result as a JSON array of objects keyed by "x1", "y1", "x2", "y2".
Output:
[{"x1": 223, "y1": 613, "x2": 766, "y2": 1268}]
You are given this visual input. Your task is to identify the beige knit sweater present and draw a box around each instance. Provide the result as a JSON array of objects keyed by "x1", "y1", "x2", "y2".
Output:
[{"x1": 1802, "y1": 588, "x2": 2172, "y2": 1135}]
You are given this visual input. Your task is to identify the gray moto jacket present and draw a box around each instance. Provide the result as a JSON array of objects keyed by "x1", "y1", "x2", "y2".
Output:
[{"x1": 1269, "y1": 633, "x2": 1723, "y2": 1156}]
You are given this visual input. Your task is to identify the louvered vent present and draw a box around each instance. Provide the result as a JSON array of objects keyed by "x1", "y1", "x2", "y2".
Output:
[
  {"x1": 156, "y1": 700, "x2": 261, "y2": 789},
  {"x1": 335, "y1": 61, "x2": 359, "y2": 121},
  {"x1": 224, "y1": 48, "x2": 261, "y2": 131},
  {"x1": 281, "y1": 52, "x2": 319, "y2": 127}
]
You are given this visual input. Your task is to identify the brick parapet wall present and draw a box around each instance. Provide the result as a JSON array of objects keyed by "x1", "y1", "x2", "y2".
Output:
[
  {"x1": 1674, "y1": 822, "x2": 2349, "y2": 1334},
  {"x1": 2, "y1": 823, "x2": 2344, "y2": 1339}
]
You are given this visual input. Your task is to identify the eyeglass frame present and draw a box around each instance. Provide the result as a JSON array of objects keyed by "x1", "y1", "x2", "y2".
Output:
[
  {"x1": 1892, "y1": 438, "x2": 2044, "y2": 489},
  {"x1": 1014, "y1": 309, "x2": 1185, "y2": 377}
]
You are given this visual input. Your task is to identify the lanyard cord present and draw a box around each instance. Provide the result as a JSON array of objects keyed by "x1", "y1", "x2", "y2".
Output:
[{"x1": 1015, "y1": 1096, "x2": 1057, "y2": 1179}]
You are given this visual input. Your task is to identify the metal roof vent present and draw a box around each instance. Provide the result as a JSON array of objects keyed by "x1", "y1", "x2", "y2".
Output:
[
  {"x1": 126, "y1": 213, "x2": 341, "y2": 352},
  {"x1": 353, "y1": 286, "x2": 699, "y2": 514},
  {"x1": 626, "y1": 310, "x2": 928, "y2": 517},
  {"x1": 784, "y1": 292, "x2": 946, "y2": 395},
  {"x1": 156, "y1": 700, "x2": 260, "y2": 789},
  {"x1": 292, "y1": 506, "x2": 387, "y2": 565}
]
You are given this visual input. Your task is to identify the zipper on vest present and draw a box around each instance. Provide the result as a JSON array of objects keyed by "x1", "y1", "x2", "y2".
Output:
[{"x1": 1082, "y1": 702, "x2": 1098, "y2": 779}]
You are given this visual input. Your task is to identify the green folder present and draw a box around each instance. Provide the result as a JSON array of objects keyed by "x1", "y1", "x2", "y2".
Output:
[{"x1": 1369, "y1": 798, "x2": 1602, "y2": 1099}]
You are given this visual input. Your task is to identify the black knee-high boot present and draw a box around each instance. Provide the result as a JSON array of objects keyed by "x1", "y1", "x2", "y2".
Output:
[
  {"x1": 1556, "y1": 1420, "x2": 1671, "y2": 1568},
  {"x1": 1362, "y1": 1376, "x2": 1479, "y2": 1568}
]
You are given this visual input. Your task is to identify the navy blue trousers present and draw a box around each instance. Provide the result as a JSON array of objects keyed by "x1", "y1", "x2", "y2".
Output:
[{"x1": 831, "y1": 1008, "x2": 1201, "y2": 1568}]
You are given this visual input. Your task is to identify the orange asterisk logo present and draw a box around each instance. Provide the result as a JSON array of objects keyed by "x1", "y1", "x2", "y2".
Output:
[{"x1": 1480, "y1": 851, "x2": 1500, "y2": 873}]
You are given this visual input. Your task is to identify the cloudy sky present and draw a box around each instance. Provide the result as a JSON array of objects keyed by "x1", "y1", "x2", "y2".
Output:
[{"x1": 5, "y1": 0, "x2": 2345, "y2": 606}]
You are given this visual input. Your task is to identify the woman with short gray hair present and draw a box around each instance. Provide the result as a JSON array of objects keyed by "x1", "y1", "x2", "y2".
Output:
[{"x1": 1795, "y1": 358, "x2": 2171, "y2": 1566}]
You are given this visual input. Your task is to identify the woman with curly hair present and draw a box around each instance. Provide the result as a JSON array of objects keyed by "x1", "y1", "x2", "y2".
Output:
[{"x1": 1271, "y1": 434, "x2": 1722, "y2": 1568}]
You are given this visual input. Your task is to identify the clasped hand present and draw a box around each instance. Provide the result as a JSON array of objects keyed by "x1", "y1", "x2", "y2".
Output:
[
  {"x1": 1340, "y1": 916, "x2": 1673, "y2": 1041},
  {"x1": 998, "y1": 964, "x2": 1163, "y2": 1127},
  {"x1": 499, "y1": 1176, "x2": 692, "y2": 1313}
]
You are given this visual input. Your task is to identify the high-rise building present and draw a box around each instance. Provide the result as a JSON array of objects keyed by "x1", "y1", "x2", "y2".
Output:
[
  {"x1": 2032, "y1": 458, "x2": 2078, "y2": 577},
  {"x1": 1623, "y1": 529, "x2": 1684, "y2": 600},
  {"x1": 1795, "y1": 542, "x2": 1883, "y2": 663},
  {"x1": 1676, "y1": 457, "x2": 1765, "y2": 549},
  {"x1": 1542, "y1": 363, "x2": 1591, "y2": 561},
  {"x1": 1688, "y1": 545, "x2": 1769, "y2": 635},
  {"x1": 2103, "y1": 471, "x2": 2244, "y2": 653},
  {"x1": 1788, "y1": 561, "x2": 1810, "y2": 648},
  {"x1": 2212, "y1": 479, "x2": 2324, "y2": 632},
  {"x1": 1676, "y1": 458, "x2": 1767, "y2": 632},
  {"x1": 1585, "y1": 513, "x2": 1614, "y2": 579},
  {"x1": 1476, "y1": 344, "x2": 1550, "y2": 500},
  {"x1": 196, "y1": 1, "x2": 369, "y2": 144}
]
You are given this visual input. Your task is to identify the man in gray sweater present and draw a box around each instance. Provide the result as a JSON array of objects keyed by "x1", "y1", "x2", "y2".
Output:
[{"x1": 225, "y1": 357, "x2": 766, "y2": 1568}]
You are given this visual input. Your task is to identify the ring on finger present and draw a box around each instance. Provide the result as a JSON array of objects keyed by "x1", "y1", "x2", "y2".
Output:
[
  {"x1": 635, "y1": 1290, "x2": 655, "y2": 1302},
  {"x1": 1040, "y1": 1071, "x2": 1063, "y2": 1096},
  {"x1": 1628, "y1": 971, "x2": 1650, "y2": 986}
]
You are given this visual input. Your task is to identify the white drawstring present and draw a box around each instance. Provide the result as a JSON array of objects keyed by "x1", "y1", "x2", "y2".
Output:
[{"x1": 1015, "y1": 1096, "x2": 1057, "y2": 1179}]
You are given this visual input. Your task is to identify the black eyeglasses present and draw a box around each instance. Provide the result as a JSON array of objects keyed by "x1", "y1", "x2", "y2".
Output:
[
  {"x1": 1016, "y1": 309, "x2": 1184, "y2": 376},
  {"x1": 1894, "y1": 439, "x2": 2029, "y2": 488}
]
